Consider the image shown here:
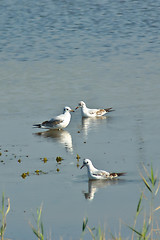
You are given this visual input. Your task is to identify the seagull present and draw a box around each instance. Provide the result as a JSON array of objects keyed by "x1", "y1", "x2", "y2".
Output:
[
  {"x1": 80, "y1": 159, "x2": 126, "y2": 180},
  {"x1": 75, "y1": 101, "x2": 113, "y2": 117},
  {"x1": 33, "y1": 106, "x2": 74, "y2": 130}
]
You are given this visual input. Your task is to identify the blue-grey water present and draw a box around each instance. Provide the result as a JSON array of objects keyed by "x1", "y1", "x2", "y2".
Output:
[{"x1": 0, "y1": 0, "x2": 160, "y2": 239}]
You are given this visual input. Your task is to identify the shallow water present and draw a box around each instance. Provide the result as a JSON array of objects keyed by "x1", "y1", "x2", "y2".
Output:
[{"x1": 0, "y1": 0, "x2": 160, "y2": 239}]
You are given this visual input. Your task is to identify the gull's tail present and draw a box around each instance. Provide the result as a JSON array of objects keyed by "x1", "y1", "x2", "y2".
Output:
[
  {"x1": 104, "y1": 108, "x2": 114, "y2": 113},
  {"x1": 33, "y1": 124, "x2": 42, "y2": 128},
  {"x1": 116, "y1": 172, "x2": 126, "y2": 177},
  {"x1": 109, "y1": 172, "x2": 126, "y2": 178}
]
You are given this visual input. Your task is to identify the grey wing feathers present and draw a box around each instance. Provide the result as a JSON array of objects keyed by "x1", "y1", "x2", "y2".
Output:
[{"x1": 42, "y1": 119, "x2": 63, "y2": 127}]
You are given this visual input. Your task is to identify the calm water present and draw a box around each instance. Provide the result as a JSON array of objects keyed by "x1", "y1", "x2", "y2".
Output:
[{"x1": 0, "y1": 0, "x2": 160, "y2": 239}]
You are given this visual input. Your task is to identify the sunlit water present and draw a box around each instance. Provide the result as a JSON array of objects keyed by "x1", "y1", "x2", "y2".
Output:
[{"x1": 0, "y1": 0, "x2": 160, "y2": 239}]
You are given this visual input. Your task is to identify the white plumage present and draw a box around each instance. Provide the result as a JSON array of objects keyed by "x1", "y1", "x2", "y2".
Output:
[
  {"x1": 75, "y1": 101, "x2": 113, "y2": 117},
  {"x1": 33, "y1": 106, "x2": 74, "y2": 130},
  {"x1": 80, "y1": 159, "x2": 126, "y2": 180}
]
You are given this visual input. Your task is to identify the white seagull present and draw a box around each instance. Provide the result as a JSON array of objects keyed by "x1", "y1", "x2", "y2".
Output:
[
  {"x1": 33, "y1": 106, "x2": 74, "y2": 130},
  {"x1": 80, "y1": 159, "x2": 126, "y2": 180},
  {"x1": 75, "y1": 101, "x2": 113, "y2": 117}
]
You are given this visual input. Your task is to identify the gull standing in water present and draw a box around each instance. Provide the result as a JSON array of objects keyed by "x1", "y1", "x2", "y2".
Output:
[
  {"x1": 80, "y1": 159, "x2": 126, "y2": 180},
  {"x1": 33, "y1": 106, "x2": 74, "y2": 130},
  {"x1": 75, "y1": 101, "x2": 113, "y2": 117}
]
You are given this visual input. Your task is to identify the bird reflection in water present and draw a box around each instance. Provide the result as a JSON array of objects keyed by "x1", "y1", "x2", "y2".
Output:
[
  {"x1": 83, "y1": 179, "x2": 125, "y2": 201},
  {"x1": 81, "y1": 116, "x2": 108, "y2": 137},
  {"x1": 33, "y1": 129, "x2": 73, "y2": 153}
]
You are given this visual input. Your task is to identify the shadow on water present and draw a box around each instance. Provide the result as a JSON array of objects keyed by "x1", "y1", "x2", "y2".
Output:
[{"x1": 33, "y1": 129, "x2": 73, "y2": 153}]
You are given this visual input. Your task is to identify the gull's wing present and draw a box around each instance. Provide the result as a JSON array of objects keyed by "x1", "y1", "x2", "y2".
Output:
[
  {"x1": 88, "y1": 108, "x2": 99, "y2": 115},
  {"x1": 88, "y1": 108, "x2": 113, "y2": 116},
  {"x1": 92, "y1": 170, "x2": 126, "y2": 179},
  {"x1": 42, "y1": 116, "x2": 64, "y2": 128},
  {"x1": 88, "y1": 108, "x2": 108, "y2": 116},
  {"x1": 92, "y1": 170, "x2": 110, "y2": 177},
  {"x1": 42, "y1": 119, "x2": 63, "y2": 128}
]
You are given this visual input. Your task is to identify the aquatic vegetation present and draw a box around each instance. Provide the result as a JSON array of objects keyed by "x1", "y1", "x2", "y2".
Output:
[
  {"x1": 21, "y1": 172, "x2": 29, "y2": 179},
  {"x1": 18, "y1": 159, "x2": 21, "y2": 163},
  {"x1": 42, "y1": 157, "x2": 48, "y2": 163},
  {"x1": 0, "y1": 152, "x2": 2, "y2": 156},
  {"x1": 128, "y1": 164, "x2": 160, "y2": 240},
  {"x1": 56, "y1": 168, "x2": 60, "y2": 172},
  {"x1": 76, "y1": 154, "x2": 81, "y2": 168},
  {"x1": 0, "y1": 193, "x2": 10, "y2": 240},
  {"x1": 56, "y1": 156, "x2": 63, "y2": 163},
  {"x1": 81, "y1": 217, "x2": 106, "y2": 240},
  {"x1": 35, "y1": 170, "x2": 40, "y2": 175},
  {"x1": 76, "y1": 154, "x2": 81, "y2": 161},
  {"x1": 29, "y1": 205, "x2": 45, "y2": 240},
  {"x1": 35, "y1": 170, "x2": 47, "y2": 175}
]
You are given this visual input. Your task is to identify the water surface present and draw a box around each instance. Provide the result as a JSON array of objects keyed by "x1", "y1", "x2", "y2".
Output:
[{"x1": 0, "y1": 0, "x2": 160, "y2": 239}]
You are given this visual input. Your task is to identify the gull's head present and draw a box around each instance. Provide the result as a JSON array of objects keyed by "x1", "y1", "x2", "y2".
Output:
[
  {"x1": 75, "y1": 101, "x2": 86, "y2": 110},
  {"x1": 63, "y1": 106, "x2": 74, "y2": 113},
  {"x1": 80, "y1": 159, "x2": 92, "y2": 169}
]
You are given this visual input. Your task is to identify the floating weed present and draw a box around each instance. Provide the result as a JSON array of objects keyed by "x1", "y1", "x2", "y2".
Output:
[
  {"x1": 18, "y1": 159, "x2": 21, "y2": 163},
  {"x1": 35, "y1": 170, "x2": 47, "y2": 176},
  {"x1": 35, "y1": 170, "x2": 40, "y2": 175},
  {"x1": 0, "y1": 152, "x2": 2, "y2": 156},
  {"x1": 21, "y1": 173, "x2": 26, "y2": 179},
  {"x1": 76, "y1": 154, "x2": 80, "y2": 161},
  {"x1": 56, "y1": 156, "x2": 63, "y2": 163},
  {"x1": 42, "y1": 157, "x2": 48, "y2": 163},
  {"x1": 56, "y1": 168, "x2": 60, "y2": 172},
  {"x1": 76, "y1": 154, "x2": 80, "y2": 168},
  {"x1": 21, "y1": 172, "x2": 29, "y2": 179}
]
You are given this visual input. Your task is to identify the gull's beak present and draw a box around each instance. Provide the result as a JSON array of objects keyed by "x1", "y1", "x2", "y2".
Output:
[
  {"x1": 80, "y1": 164, "x2": 85, "y2": 169},
  {"x1": 70, "y1": 109, "x2": 75, "y2": 112},
  {"x1": 75, "y1": 106, "x2": 79, "y2": 110}
]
